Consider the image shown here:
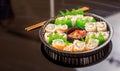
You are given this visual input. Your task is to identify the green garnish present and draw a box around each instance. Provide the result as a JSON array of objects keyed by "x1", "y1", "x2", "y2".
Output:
[
  {"x1": 75, "y1": 18, "x2": 87, "y2": 29},
  {"x1": 81, "y1": 38, "x2": 85, "y2": 42},
  {"x1": 48, "y1": 33, "x2": 70, "y2": 44},
  {"x1": 97, "y1": 33, "x2": 105, "y2": 45},
  {"x1": 60, "y1": 11, "x2": 66, "y2": 16},
  {"x1": 65, "y1": 9, "x2": 71, "y2": 15},
  {"x1": 85, "y1": 35, "x2": 89, "y2": 44},
  {"x1": 76, "y1": 9, "x2": 84, "y2": 15},
  {"x1": 91, "y1": 18, "x2": 97, "y2": 22},
  {"x1": 66, "y1": 18, "x2": 72, "y2": 27},
  {"x1": 55, "y1": 17, "x2": 66, "y2": 25},
  {"x1": 60, "y1": 8, "x2": 84, "y2": 16},
  {"x1": 91, "y1": 34, "x2": 97, "y2": 39}
]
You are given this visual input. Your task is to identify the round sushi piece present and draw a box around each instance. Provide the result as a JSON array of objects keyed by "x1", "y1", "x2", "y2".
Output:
[
  {"x1": 52, "y1": 39, "x2": 66, "y2": 50},
  {"x1": 58, "y1": 32, "x2": 67, "y2": 39},
  {"x1": 71, "y1": 16, "x2": 77, "y2": 26},
  {"x1": 85, "y1": 39, "x2": 99, "y2": 50},
  {"x1": 65, "y1": 15, "x2": 76, "y2": 27},
  {"x1": 83, "y1": 16, "x2": 93, "y2": 21},
  {"x1": 99, "y1": 31, "x2": 109, "y2": 40},
  {"x1": 57, "y1": 16, "x2": 64, "y2": 20},
  {"x1": 44, "y1": 32, "x2": 55, "y2": 42},
  {"x1": 55, "y1": 17, "x2": 67, "y2": 25},
  {"x1": 73, "y1": 40, "x2": 85, "y2": 52},
  {"x1": 63, "y1": 44, "x2": 74, "y2": 51},
  {"x1": 56, "y1": 24, "x2": 68, "y2": 33},
  {"x1": 96, "y1": 22, "x2": 107, "y2": 32},
  {"x1": 87, "y1": 32, "x2": 97, "y2": 37},
  {"x1": 76, "y1": 15, "x2": 84, "y2": 19},
  {"x1": 44, "y1": 32, "x2": 51, "y2": 42},
  {"x1": 71, "y1": 15, "x2": 83, "y2": 26},
  {"x1": 45, "y1": 24, "x2": 56, "y2": 32},
  {"x1": 65, "y1": 15, "x2": 73, "y2": 19},
  {"x1": 85, "y1": 22, "x2": 97, "y2": 32}
]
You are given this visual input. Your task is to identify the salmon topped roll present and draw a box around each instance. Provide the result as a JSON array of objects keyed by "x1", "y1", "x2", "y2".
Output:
[
  {"x1": 96, "y1": 22, "x2": 107, "y2": 32},
  {"x1": 85, "y1": 22, "x2": 97, "y2": 32},
  {"x1": 52, "y1": 39, "x2": 66, "y2": 50},
  {"x1": 45, "y1": 24, "x2": 56, "y2": 32},
  {"x1": 85, "y1": 39, "x2": 99, "y2": 50},
  {"x1": 73, "y1": 40, "x2": 85, "y2": 52}
]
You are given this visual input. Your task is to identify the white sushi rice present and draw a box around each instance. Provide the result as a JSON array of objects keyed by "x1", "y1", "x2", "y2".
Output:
[
  {"x1": 73, "y1": 40, "x2": 85, "y2": 51},
  {"x1": 98, "y1": 31, "x2": 109, "y2": 40},
  {"x1": 85, "y1": 22, "x2": 97, "y2": 32},
  {"x1": 83, "y1": 16, "x2": 93, "y2": 21},
  {"x1": 63, "y1": 44, "x2": 73, "y2": 51},
  {"x1": 96, "y1": 22, "x2": 107, "y2": 32},
  {"x1": 86, "y1": 38, "x2": 99, "y2": 49},
  {"x1": 45, "y1": 24, "x2": 56, "y2": 32},
  {"x1": 52, "y1": 39, "x2": 65, "y2": 46},
  {"x1": 55, "y1": 24, "x2": 68, "y2": 33}
]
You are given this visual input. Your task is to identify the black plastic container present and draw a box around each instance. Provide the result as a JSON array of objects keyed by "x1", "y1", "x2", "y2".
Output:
[{"x1": 39, "y1": 13, "x2": 113, "y2": 67}]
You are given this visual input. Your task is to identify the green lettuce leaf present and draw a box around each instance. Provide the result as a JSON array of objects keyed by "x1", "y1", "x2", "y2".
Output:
[
  {"x1": 48, "y1": 33, "x2": 70, "y2": 44},
  {"x1": 97, "y1": 33, "x2": 105, "y2": 45}
]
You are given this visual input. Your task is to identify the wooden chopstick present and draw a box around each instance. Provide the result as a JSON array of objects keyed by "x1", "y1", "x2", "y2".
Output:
[
  {"x1": 25, "y1": 21, "x2": 46, "y2": 31},
  {"x1": 25, "y1": 6, "x2": 89, "y2": 31}
]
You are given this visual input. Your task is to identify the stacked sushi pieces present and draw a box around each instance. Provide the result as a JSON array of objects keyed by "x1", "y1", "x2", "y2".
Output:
[{"x1": 43, "y1": 9, "x2": 109, "y2": 52}]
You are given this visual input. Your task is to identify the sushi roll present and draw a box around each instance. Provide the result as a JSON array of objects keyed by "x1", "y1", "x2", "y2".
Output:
[
  {"x1": 73, "y1": 40, "x2": 85, "y2": 52},
  {"x1": 57, "y1": 32, "x2": 67, "y2": 39},
  {"x1": 65, "y1": 15, "x2": 76, "y2": 27},
  {"x1": 71, "y1": 16, "x2": 77, "y2": 26},
  {"x1": 55, "y1": 17, "x2": 66, "y2": 25},
  {"x1": 44, "y1": 32, "x2": 55, "y2": 43},
  {"x1": 85, "y1": 39, "x2": 99, "y2": 50},
  {"x1": 63, "y1": 44, "x2": 74, "y2": 51},
  {"x1": 99, "y1": 31, "x2": 109, "y2": 40},
  {"x1": 85, "y1": 22, "x2": 97, "y2": 32},
  {"x1": 96, "y1": 22, "x2": 107, "y2": 31},
  {"x1": 44, "y1": 32, "x2": 51, "y2": 42},
  {"x1": 52, "y1": 39, "x2": 66, "y2": 50},
  {"x1": 45, "y1": 24, "x2": 56, "y2": 32},
  {"x1": 65, "y1": 15, "x2": 73, "y2": 19},
  {"x1": 83, "y1": 16, "x2": 93, "y2": 21},
  {"x1": 87, "y1": 32, "x2": 97, "y2": 38},
  {"x1": 71, "y1": 15, "x2": 83, "y2": 26},
  {"x1": 76, "y1": 15, "x2": 84, "y2": 19},
  {"x1": 56, "y1": 24, "x2": 68, "y2": 33}
]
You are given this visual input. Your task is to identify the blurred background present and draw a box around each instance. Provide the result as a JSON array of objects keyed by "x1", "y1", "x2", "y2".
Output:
[{"x1": 0, "y1": 0, "x2": 120, "y2": 71}]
